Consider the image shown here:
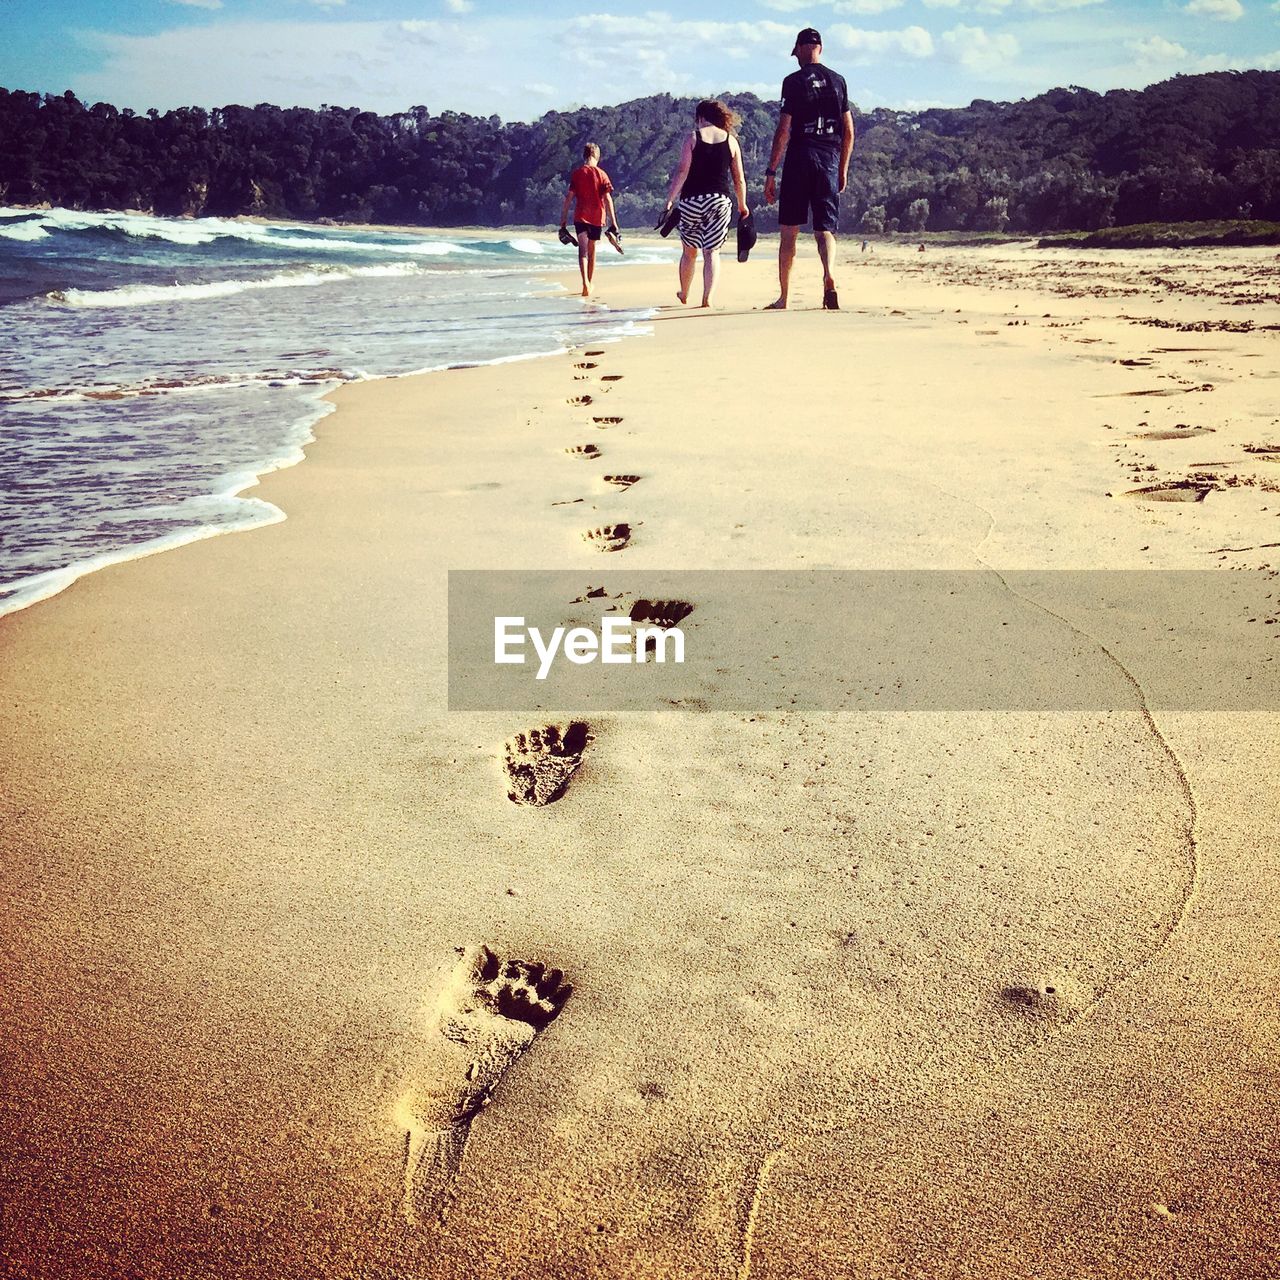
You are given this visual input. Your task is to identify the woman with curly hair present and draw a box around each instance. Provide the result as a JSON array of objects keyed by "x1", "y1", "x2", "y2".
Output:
[{"x1": 662, "y1": 100, "x2": 750, "y2": 308}]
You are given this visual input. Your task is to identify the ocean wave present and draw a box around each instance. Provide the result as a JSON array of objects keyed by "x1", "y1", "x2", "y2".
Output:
[
  {"x1": 0, "y1": 219, "x2": 49, "y2": 241},
  {"x1": 252, "y1": 230, "x2": 477, "y2": 256},
  {"x1": 1, "y1": 207, "x2": 486, "y2": 257},
  {"x1": 1, "y1": 366, "x2": 361, "y2": 403},
  {"x1": 44, "y1": 261, "x2": 428, "y2": 308},
  {"x1": 504, "y1": 238, "x2": 545, "y2": 255}
]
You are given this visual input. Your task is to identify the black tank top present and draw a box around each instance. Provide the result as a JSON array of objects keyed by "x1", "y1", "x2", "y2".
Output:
[{"x1": 681, "y1": 132, "x2": 734, "y2": 199}]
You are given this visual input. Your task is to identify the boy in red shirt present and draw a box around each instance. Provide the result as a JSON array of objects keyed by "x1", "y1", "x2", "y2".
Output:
[{"x1": 559, "y1": 143, "x2": 620, "y2": 297}]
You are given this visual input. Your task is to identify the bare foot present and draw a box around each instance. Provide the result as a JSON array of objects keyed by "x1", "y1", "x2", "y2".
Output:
[
  {"x1": 763, "y1": 298, "x2": 787, "y2": 310},
  {"x1": 676, "y1": 290, "x2": 687, "y2": 305}
]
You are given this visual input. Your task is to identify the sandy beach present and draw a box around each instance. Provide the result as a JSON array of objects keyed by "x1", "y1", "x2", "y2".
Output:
[{"x1": 3, "y1": 237, "x2": 1279, "y2": 1278}]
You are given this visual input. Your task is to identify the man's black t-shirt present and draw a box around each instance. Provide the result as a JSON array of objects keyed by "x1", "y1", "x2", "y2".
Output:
[{"x1": 780, "y1": 64, "x2": 849, "y2": 152}]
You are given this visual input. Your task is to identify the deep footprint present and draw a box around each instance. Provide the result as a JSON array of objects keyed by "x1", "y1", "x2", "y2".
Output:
[
  {"x1": 503, "y1": 722, "x2": 590, "y2": 805},
  {"x1": 574, "y1": 362, "x2": 598, "y2": 370},
  {"x1": 604, "y1": 474, "x2": 642, "y2": 490},
  {"x1": 396, "y1": 945, "x2": 572, "y2": 1223},
  {"x1": 583, "y1": 524, "x2": 632, "y2": 552},
  {"x1": 568, "y1": 395, "x2": 593, "y2": 407},
  {"x1": 600, "y1": 375, "x2": 623, "y2": 383},
  {"x1": 593, "y1": 416, "x2": 623, "y2": 426},
  {"x1": 630, "y1": 598, "x2": 693, "y2": 628},
  {"x1": 566, "y1": 443, "x2": 601, "y2": 458}
]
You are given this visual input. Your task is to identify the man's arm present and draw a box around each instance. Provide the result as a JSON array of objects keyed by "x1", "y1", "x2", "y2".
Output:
[
  {"x1": 560, "y1": 187, "x2": 573, "y2": 228},
  {"x1": 763, "y1": 113, "x2": 791, "y2": 205},
  {"x1": 838, "y1": 111, "x2": 854, "y2": 193},
  {"x1": 604, "y1": 191, "x2": 619, "y2": 230}
]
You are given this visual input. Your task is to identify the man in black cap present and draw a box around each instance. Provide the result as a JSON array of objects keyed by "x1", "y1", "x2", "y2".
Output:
[{"x1": 762, "y1": 28, "x2": 854, "y2": 310}]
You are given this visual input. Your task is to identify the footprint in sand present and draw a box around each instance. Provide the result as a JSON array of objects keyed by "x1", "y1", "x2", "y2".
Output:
[
  {"x1": 592, "y1": 416, "x2": 623, "y2": 427},
  {"x1": 396, "y1": 945, "x2": 572, "y2": 1224},
  {"x1": 630, "y1": 598, "x2": 693, "y2": 628},
  {"x1": 600, "y1": 375, "x2": 623, "y2": 383},
  {"x1": 603, "y1": 474, "x2": 642, "y2": 490},
  {"x1": 574, "y1": 362, "x2": 597, "y2": 371},
  {"x1": 566, "y1": 443, "x2": 601, "y2": 458},
  {"x1": 583, "y1": 349, "x2": 605, "y2": 357},
  {"x1": 583, "y1": 523, "x2": 632, "y2": 552},
  {"x1": 568, "y1": 395, "x2": 593, "y2": 407},
  {"x1": 503, "y1": 722, "x2": 590, "y2": 806}
]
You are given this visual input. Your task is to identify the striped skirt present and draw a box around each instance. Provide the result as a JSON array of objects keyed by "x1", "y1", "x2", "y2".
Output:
[{"x1": 677, "y1": 193, "x2": 733, "y2": 251}]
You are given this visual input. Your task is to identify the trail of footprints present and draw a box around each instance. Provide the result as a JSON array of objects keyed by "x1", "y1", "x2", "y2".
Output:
[
  {"x1": 397, "y1": 328, "x2": 1157, "y2": 1226},
  {"x1": 395, "y1": 351, "x2": 706, "y2": 1224}
]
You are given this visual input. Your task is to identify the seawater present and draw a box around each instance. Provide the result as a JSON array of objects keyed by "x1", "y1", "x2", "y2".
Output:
[{"x1": 0, "y1": 207, "x2": 667, "y2": 615}]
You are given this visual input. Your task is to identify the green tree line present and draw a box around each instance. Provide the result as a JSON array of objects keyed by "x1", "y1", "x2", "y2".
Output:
[{"x1": 1, "y1": 70, "x2": 1277, "y2": 233}]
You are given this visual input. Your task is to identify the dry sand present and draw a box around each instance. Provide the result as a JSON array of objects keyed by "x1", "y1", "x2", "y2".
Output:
[{"x1": 2, "y1": 237, "x2": 1279, "y2": 1279}]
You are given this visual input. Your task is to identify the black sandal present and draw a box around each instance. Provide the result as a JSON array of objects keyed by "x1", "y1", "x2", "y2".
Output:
[{"x1": 823, "y1": 287, "x2": 840, "y2": 311}]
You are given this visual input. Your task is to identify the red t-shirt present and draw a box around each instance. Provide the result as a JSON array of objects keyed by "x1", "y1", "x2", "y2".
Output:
[{"x1": 569, "y1": 164, "x2": 613, "y2": 226}]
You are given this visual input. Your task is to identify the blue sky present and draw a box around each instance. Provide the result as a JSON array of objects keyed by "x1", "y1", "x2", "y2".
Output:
[{"x1": 2, "y1": 0, "x2": 1277, "y2": 120}]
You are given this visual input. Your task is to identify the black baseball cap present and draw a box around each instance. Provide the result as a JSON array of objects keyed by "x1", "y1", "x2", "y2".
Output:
[{"x1": 791, "y1": 27, "x2": 821, "y2": 54}]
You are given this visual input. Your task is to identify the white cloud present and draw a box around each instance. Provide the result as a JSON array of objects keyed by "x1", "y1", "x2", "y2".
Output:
[
  {"x1": 759, "y1": 0, "x2": 905, "y2": 11},
  {"x1": 1183, "y1": 0, "x2": 1244, "y2": 18},
  {"x1": 722, "y1": 79, "x2": 786, "y2": 96},
  {"x1": 1191, "y1": 46, "x2": 1280, "y2": 69},
  {"x1": 827, "y1": 23, "x2": 935, "y2": 62},
  {"x1": 1129, "y1": 35, "x2": 1189, "y2": 63},
  {"x1": 561, "y1": 12, "x2": 794, "y2": 91},
  {"x1": 939, "y1": 23, "x2": 1020, "y2": 70},
  {"x1": 443, "y1": 0, "x2": 474, "y2": 12},
  {"x1": 166, "y1": 0, "x2": 224, "y2": 9},
  {"x1": 923, "y1": 0, "x2": 1102, "y2": 9},
  {"x1": 831, "y1": 0, "x2": 907, "y2": 14}
]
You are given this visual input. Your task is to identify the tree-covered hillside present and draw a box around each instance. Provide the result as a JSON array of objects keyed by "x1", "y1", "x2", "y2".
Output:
[{"x1": 1, "y1": 71, "x2": 1277, "y2": 233}]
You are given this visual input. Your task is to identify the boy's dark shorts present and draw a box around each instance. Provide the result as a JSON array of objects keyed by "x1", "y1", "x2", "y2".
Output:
[
  {"x1": 574, "y1": 222, "x2": 603, "y2": 241},
  {"x1": 778, "y1": 148, "x2": 841, "y2": 232}
]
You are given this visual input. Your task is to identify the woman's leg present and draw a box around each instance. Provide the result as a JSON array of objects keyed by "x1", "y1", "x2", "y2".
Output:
[
  {"x1": 678, "y1": 242, "x2": 697, "y2": 304},
  {"x1": 701, "y1": 248, "x2": 721, "y2": 307}
]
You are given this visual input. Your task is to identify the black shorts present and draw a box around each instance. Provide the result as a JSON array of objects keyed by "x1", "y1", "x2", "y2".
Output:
[
  {"x1": 574, "y1": 222, "x2": 603, "y2": 241},
  {"x1": 778, "y1": 148, "x2": 841, "y2": 233}
]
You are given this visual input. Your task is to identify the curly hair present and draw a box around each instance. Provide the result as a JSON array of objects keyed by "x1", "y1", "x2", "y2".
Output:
[{"x1": 695, "y1": 100, "x2": 741, "y2": 134}]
